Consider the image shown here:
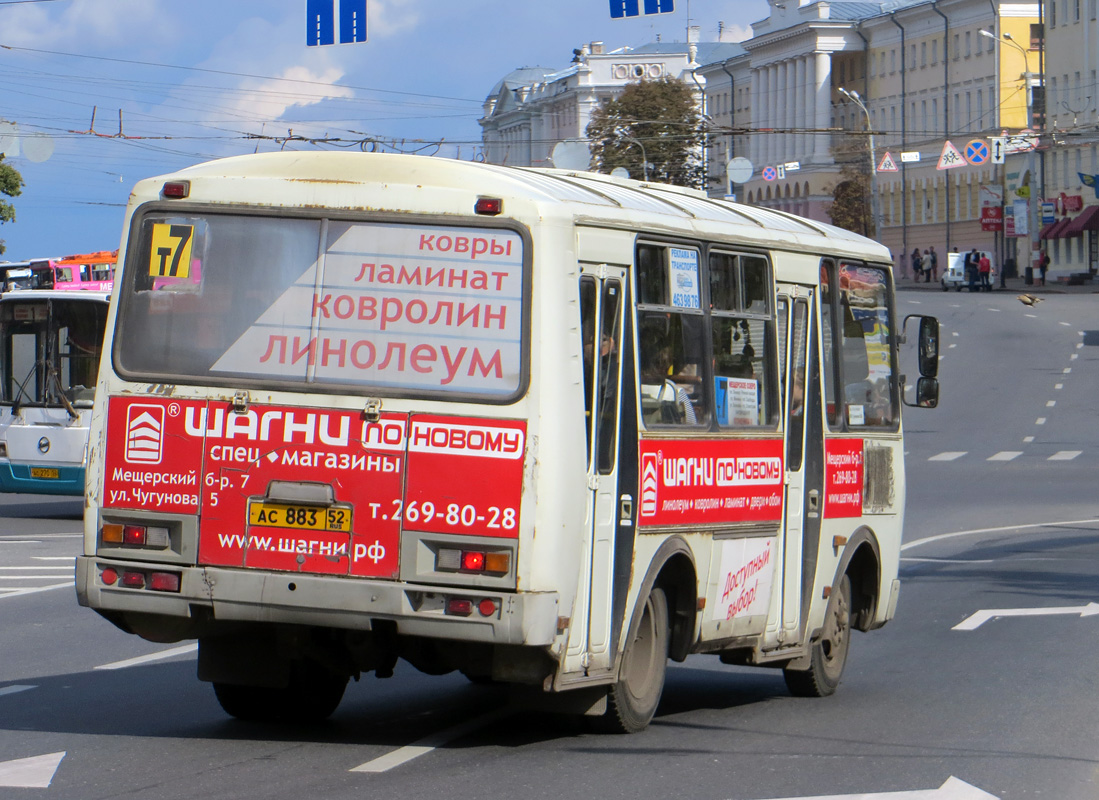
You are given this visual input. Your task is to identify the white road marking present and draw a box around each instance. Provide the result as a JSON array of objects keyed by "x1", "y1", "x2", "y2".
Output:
[
  {"x1": 987, "y1": 451, "x2": 1022, "y2": 461},
  {"x1": 1049, "y1": 451, "x2": 1082, "y2": 461},
  {"x1": 0, "y1": 576, "x2": 75, "y2": 581},
  {"x1": 754, "y1": 775, "x2": 998, "y2": 799},
  {"x1": 1023, "y1": 436, "x2": 1035, "y2": 443},
  {"x1": 1064, "y1": 367, "x2": 1073, "y2": 373},
  {"x1": 0, "y1": 566, "x2": 73, "y2": 570},
  {"x1": 1025, "y1": 313, "x2": 1037, "y2": 318},
  {"x1": 952, "y1": 331, "x2": 959, "y2": 336},
  {"x1": 0, "y1": 752, "x2": 65, "y2": 789},
  {"x1": 0, "y1": 541, "x2": 42, "y2": 545},
  {"x1": 948, "y1": 343, "x2": 957, "y2": 349},
  {"x1": 350, "y1": 708, "x2": 510, "y2": 773},
  {"x1": 1060, "y1": 321, "x2": 1071, "y2": 326},
  {"x1": 1077, "y1": 342, "x2": 1084, "y2": 348},
  {"x1": 1036, "y1": 417, "x2": 1047, "y2": 425},
  {"x1": 928, "y1": 451, "x2": 966, "y2": 461},
  {"x1": 1055, "y1": 383, "x2": 1063, "y2": 390},
  {"x1": 901, "y1": 557, "x2": 994, "y2": 564},
  {"x1": 0, "y1": 582, "x2": 73, "y2": 599},
  {"x1": 1046, "y1": 400, "x2": 1056, "y2": 407},
  {"x1": 1071, "y1": 353, "x2": 1079, "y2": 360},
  {"x1": 32, "y1": 557, "x2": 74, "y2": 561},
  {"x1": 0, "y1": 685, "x2": 35, "y2": 697},
  {"x1": 95, "y1": 643, "x2": 198, "y2": 671},
  {"x1": 902, "y1": 517, "x2": 1099, "y2": 552},
  {"x1": 954, "y1": 602, "x2": 1099, "y2": 631},
  {"x1": 987, "y1": 307, "x2": 1001, "y2": 312}
]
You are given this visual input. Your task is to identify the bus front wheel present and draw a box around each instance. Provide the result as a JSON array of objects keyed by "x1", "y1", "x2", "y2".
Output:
[
  {"x1": 783, "y1": 575, "x2": 851, "y2": 698},
  {"x1": 599, "y1": 587, "x2": 669, "y2": 733}
]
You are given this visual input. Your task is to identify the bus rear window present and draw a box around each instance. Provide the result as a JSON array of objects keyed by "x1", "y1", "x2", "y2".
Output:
[{"x1": 116, "y1": 214, "x2": 526, "y2": 399}]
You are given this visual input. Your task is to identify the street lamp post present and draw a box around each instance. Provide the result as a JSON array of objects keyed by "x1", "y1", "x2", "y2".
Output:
[
  {"x1": 839, "y1": 87, "x2": 880, "y2": 240},
  {"x1": 621, "y1": 135, "x2": 650, "y2": 181},
  {"x1": 981, "y1": 28, "x2": 1042, "y2": 282}
]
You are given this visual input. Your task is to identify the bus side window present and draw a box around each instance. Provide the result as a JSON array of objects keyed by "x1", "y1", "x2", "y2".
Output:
[
  {"x1": 820, "y1": 260, "x2": 840, "y2": 427},
  {"x1": 580, "y1": 276, "x2": 598, "y2": 461},
  {"x1": 637, "y1": 244, "x2": 707, "y2": 427},
  {"x1": 710, "y1": 251, "x2": 776, "y2": 428},
  {"x1": 837, "y1": 263, "x2": 897, "y2": 428}
]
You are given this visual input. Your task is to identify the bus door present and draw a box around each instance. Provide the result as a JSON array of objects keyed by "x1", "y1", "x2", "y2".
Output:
[
  {"x1": 569, "y1": 266, "x2": 626, "y2": 673},
  {"x1": 772, "y1": 285, "x2": 823, "y2": 644}
]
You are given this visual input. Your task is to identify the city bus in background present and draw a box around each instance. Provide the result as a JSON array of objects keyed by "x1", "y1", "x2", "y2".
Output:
[
  {"x1": 3, "y1": 250, "x2": 117, "y2": 292},
  {"x1": 76, "y1": 152, "x2": 938, "y2": 731},
  {"x1": 0, "y1": 287, "x2": 111, "y2": 494}
]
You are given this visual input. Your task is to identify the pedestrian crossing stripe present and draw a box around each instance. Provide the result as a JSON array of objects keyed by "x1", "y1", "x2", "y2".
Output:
[
  {"x1": 877, "y1": 151, "x2": 899, "y2": 172},
  {"x1": 937, "y1": 140, "x2": 967, "y2": 170}
]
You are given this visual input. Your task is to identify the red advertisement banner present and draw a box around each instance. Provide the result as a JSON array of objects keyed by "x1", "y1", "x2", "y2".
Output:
[
  {"x1": 824, "y1": 439, "x2": 864, "y2": 518},
  {"x1": 637, "y1": 438, "x2": 785, "y2": 527},
  {"x1": 101, "y1": 397, "x2": 526, "y2": 578}
]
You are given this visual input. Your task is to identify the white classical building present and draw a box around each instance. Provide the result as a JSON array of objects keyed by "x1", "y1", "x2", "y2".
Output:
[{"x1": 479, "y1": 37, "x2": 745, "y2": 170}]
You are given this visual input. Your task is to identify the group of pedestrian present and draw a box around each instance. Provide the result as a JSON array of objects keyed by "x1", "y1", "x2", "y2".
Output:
[
  {"x1": 963, "y1": 247, "x2": 992, "y2": 291},
  {"x1": 909, "y1": 246, "x2": 938, "y2": 283}
]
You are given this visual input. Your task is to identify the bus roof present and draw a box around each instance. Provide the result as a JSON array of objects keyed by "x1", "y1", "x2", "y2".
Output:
[
  {"x1": 0, "y1": 288, "x2": 111, "y2": 302},
  {"x1": 133, "y1": 152, "x2": 892, "y2": 264},
  {"x1": 55, "y1": 250, "x2": 118, "y2": 266}
]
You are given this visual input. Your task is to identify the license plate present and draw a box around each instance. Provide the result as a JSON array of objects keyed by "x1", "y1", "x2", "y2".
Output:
[
  {"x1": 247, "y1": 502, "x2": 352, "y2": 533},
  {"x1": 30, "y1": 467, "x2": 59, "y2": 479}
]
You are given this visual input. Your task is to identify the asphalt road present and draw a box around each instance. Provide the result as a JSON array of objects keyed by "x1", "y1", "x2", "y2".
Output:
[{"x1": 3, "y1": 287, "x2": 1099, "y2": 799}]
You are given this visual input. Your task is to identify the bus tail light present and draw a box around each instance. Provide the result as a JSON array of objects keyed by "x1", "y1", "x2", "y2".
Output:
[
  {"x1": 446, "y1": 598, "x2": 473, "y2": 616},
  {"x1": 102, "y1": 523, "x2": 169, "y2": 549},
  {"x1": 162, "y1": 181, "x2": 190, "y2": 198},
  {"x1": 100, "y1": 567, "x2": 118, "y2": 586},
  {"x1": 121, "y1": 571, "x2": 145, "y2": 589},
  {"x1": 436, "y1": 548, "x2": 510, "y2": 575},
  {"x1": 149, "y1": 572, "x2": 181, "y2": 593},
  {"x1": 474, "y1": 197, "x2": 502, "y2": 216}
]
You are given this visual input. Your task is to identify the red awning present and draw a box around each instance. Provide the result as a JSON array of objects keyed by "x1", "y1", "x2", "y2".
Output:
[
  {"x1": 1063, "y1": 205, "x2": 1099, "y2": 236},
  {"x1": 1040, "y1": 219, "x2": 1071, "y2": 239}
]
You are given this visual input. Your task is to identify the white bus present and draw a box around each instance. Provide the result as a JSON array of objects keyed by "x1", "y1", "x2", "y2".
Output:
[
  {"x1": 76, "y1": 152, "x2": 938, "y2": 731},
  {"x1": 0, "y1": 288, "x2": 111, "y2": 495}
]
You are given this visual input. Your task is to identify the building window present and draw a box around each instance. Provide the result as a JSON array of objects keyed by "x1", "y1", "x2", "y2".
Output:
[
  {"x1": 953, "y1": 33, "x2": 960, "y2": 59},
  {"x1": 932, "y1": 39, "x2": 939, "y2": 63},
  {"x1": 1031, "y1": 23, "x2": 1044, "y2": 48},
  {"x1": 910, "y1": 44, "x2": 916, "y2": 68},
  {"x1": 1051, "y1": 0, "x2": 1057, "y2": 26},
  {"x1": 965, "y1": 30, "x2": 972, "y2": 57},
  {"x1": 977, "y1": 90, "x2": 984, "y2": 130},
  {"x1": 1076, "y1": 0, "x2": 1081, "y2": 21},
  {"x1": 890, "y1": 49, "x2": 896, "y2": 73},
  {"x1": 921, "y1": 41, "x2": 927, "y2": 67}
]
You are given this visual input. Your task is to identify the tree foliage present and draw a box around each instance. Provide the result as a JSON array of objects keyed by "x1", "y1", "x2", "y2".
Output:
[
  {"x1": 586, "y1": 77, "x2": 706, "y2": 189},
  {"x1": 0, "y1": 154, "x2": 25, "y2": 256},
  {"x1": 826, "y1": 135, "x2": 875, "y2": 239}
]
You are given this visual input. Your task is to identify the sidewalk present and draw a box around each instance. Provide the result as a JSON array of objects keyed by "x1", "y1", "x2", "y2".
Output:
[{"x1": 895, "y1": 273, "x2": 1099, "y2": 294}]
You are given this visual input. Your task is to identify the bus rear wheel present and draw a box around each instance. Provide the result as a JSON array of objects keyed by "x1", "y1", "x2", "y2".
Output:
[
  {"x1": 213, "y1": 660, "x2": 348, "y2": 723},
  {"x1": 599, "y1": 587, "x2": 669, "y2": 733},
  {"x1": 784, "y1": 575, "x2": 851, "y2": 698}
]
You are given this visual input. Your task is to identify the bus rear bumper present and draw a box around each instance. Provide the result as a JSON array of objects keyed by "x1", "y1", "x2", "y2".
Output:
[{"x1": 76, "y1": 556, "x2": 559, "y2": 647}]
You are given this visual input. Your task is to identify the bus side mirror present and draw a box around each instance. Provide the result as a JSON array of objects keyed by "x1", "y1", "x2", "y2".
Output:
[
  {"x1": 918, "y1": 317, "x2": 939, "y2": 378},
  {"x1": 916, "y1": 377, "x2": 939, "y2": 408},
  {"x1": 901, "y1": 314, "x2": 940, "y2": 409}
]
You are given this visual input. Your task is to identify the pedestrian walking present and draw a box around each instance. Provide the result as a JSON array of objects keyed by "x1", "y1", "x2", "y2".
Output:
[
  {"x1": 923, "y1": 249, "x2": 932, "y2": 283},
  {"x1": 928, "y1": 246, "x2": 938, "y2": 282},
  {"x1": 910, "y1": 248, "x2": 922, "y2": 281},
  {"x1": 1039, "y1": 251, "x2": 1050, "y2": 286},
  {"x1": 978, "y1": 252, "x2": 992, "y2": 291}
]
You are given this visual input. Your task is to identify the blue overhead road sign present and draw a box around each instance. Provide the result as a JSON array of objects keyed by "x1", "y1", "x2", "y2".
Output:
[
  {"x1": 610, "y1": 0, "x2": 674, "y2": 18},
  {"x1": 307, "y1": 0, "x2": 367, "y2": 46}
]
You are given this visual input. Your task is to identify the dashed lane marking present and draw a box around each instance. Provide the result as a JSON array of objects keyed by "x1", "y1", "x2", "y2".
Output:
[
  {"x1": 988, "y1": 451, "x2": 1023, "y2": 461},
  {"x1": 929, "y1": 452, "x2": 967, "y2": 461},
  {"x1": 1049, "y1": 451, "x2": 1082, "y2": 461},
  {"x1": 350, "y1": 708, "x2": 511, "y2": 773},
  {"x1": 95, "y1": 643, "x2": 198, "y2": 671}
]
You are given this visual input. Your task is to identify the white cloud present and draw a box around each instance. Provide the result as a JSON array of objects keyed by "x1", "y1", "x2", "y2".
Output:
[{"x1": 2, "y1": 0, "x2": 173, "y2": 49}]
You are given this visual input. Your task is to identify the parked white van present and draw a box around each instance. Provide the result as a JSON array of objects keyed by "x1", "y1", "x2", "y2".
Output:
[{"x1": 941, "y1": 251, "x2": 995, "y2": 291}]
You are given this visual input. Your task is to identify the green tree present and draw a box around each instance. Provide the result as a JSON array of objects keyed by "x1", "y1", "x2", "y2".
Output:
[
  {"x1": 826, "y1": 135, "x2": 875, "y2": 238},
  {"x1": 587, "y1": 77, "x2": 706, "y2": 188},
  {"x1": 0, "y1": 153, "x2": 24, "y2": 256}
]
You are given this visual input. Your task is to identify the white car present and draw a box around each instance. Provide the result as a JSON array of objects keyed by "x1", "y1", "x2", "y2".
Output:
[{"x1": 941, "y1": 251, "x2": 995, "y2": 291}]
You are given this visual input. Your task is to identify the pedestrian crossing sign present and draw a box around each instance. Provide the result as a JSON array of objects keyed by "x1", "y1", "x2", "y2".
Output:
[
  {"x1": 877, "y1": 152, "x2": 899, "y2": 172},
  {"x1": 937, "y1": 140, "x2": 967, "y2": 170}
]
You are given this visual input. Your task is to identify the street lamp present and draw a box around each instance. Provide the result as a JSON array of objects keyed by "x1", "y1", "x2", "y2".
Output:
[
  {"x1": 621, "y1": 135, "x2": 650, "y2": 181},
  {"x1": 838, "y1": 87, "x2": 880, "y2": 239},
  {"x1": 980, "y1": 28, "x2": 1043, "y2": 283}
]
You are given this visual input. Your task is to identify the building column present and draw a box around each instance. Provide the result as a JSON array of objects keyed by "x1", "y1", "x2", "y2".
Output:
[
  {"x1": 750, "y1": 69, "x2": 761, "y2": 167},
  {"x1": 796, "y1": 56, "x2": 808, "y2": 161},
  {"x1": 777, "y1": 60, "x2": 789, "y2": 165},
  {"x1": 785, "y1": 58, "x2": 796, "y2": 167},
  {"x1": 813, "y1": 51, "x2": 831, "y2": 161}
]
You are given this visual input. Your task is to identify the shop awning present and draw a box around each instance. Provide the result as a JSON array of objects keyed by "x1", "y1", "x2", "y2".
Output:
[
  {"x1": 1063, "y1": 205, "x2": 1099, "y2": 236},
  {"x1": 1040, "y1": 218, "x2": 1071, "y2": 239}
]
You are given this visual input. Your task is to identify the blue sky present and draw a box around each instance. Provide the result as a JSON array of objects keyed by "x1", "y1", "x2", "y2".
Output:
[{"x1": 0, "y1": 0, "x2": 766, "y2": 259}]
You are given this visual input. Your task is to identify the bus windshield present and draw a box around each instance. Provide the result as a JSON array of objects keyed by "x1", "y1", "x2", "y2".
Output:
[
  {"x1": 1, "y1": 297, "x2": 108, "y2": 408},
  {"x1": 116, "y1": 213, "x2": 526, "y2": 400}
]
